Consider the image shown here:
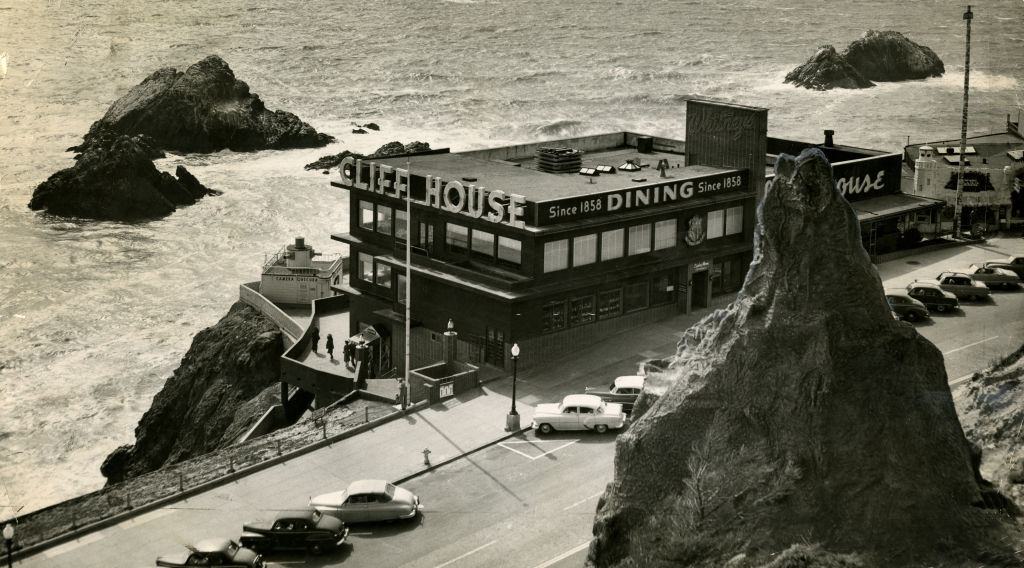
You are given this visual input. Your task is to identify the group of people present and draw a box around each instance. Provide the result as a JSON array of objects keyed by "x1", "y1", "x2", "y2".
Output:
[{"x1": 309, "y1": 325, "x2": 372, "y2": 370}]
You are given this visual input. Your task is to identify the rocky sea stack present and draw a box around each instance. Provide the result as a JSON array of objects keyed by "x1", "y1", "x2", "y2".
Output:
[
  {"x1": 28, "y1": 129, "x2": 218, "y2": 221},
  {"x1": 82, "y1": 55, "x2": 334, "y2": 153},
  {"x1": 303, "y1": 140, "x2": 432, "y2": 171},
  {"x1": 787, "y1": 30, "x2": 944, "y2": 90},
  {"x1": 589, "y1": 149, "x2": 1022, "y2": 567},
  {"x1": 101, "y1": 302, "x2": 284, "y2": 484}
]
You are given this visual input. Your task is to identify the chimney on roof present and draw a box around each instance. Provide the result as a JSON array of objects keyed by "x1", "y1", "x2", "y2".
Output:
[{"x1": 824, "y1": 130, "x2": 835, "y2": 147}]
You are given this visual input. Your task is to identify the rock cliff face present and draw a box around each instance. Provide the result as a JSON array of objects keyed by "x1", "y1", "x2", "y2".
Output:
[
  {"x1": 101, "y1": 302, "x2": 284, "y2": 484},
  {"x1": 28, "y1": 129, "x2": 218, "y2": 221},
  {"x1": 589, "y1": 149, "x2": 1022, "y2": 567},
  {"x1": 82, "y1": 55, "x2": 333, "y2": 153},
  {"x1": 787, "y1": 30, "x2": 944, "y2": 90}
]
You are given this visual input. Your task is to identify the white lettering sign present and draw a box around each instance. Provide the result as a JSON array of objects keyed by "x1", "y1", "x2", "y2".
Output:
[{"x1": 836, "y1": 170, "x2": 885, "y2": 196}]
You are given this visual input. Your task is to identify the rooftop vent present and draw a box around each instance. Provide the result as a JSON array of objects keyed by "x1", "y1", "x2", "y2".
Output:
[
  {"x1": 619, "y1": 159, "x2": 642, "y2": 172},
  {"x1": 535, "y1": 147, "x2": 583, "y2": 173},
  {"x1": 637, "y1": 136, "x2": 654, "y2": 153},
  {"x1": 462, "y1": 176, "x2": 478, "y2": 182},
  {"x1": 579, "y1": 167, "x2": 599, "y2": 176},
  {"x1": 596, "y1": 165, "x2": 616, "y2": 174}
]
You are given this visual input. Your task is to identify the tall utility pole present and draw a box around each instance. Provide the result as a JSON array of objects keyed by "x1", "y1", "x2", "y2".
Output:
[
  {"x1": 953, "y1": 5, "x2": 973, "y2": 239},
  {"x1": 402, "y1": 158, "x2": 412, "y2": 410}
]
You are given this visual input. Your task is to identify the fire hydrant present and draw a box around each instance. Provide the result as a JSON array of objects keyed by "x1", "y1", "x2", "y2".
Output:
[{"x1": 422, "y1": 448, "x2": 431, "y2": 466}]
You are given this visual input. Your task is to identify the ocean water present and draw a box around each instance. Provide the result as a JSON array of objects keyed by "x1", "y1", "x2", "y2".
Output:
[{"x1": 0, "y1": 0, "x2": 1022, "y2": 515}]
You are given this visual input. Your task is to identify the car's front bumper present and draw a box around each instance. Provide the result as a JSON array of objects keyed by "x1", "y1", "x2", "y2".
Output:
[{"x1": 336, "y1": 527, "x2": 350, "y2": 546}]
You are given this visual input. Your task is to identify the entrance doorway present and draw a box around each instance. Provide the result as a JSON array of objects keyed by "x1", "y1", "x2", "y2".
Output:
[
  {"x1": 485, "y1": 327, "x2": 505, "y2": 367},
  {"x1": 691, "y1": 271, "x2": 709, "y2": 310}
]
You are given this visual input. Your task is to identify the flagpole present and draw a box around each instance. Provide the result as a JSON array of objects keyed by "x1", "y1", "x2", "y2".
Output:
[{"x1": 403, "y1": 157, "x2": 412, "y2": 411}]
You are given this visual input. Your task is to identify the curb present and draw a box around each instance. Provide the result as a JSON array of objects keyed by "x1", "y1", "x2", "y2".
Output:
[
  {"x1": 393, "y1": 425, "x2": 534, "y2": 485},
  {"x1": 9, "y1": 400, "x2": 428, "y2": 562}
]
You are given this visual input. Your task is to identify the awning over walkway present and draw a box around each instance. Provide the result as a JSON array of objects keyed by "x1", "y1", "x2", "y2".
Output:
[{"x1": 852, "y1": 193, "x2": 946, "y2": 224}]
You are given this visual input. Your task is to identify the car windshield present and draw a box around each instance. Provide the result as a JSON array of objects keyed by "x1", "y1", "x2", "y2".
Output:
[{"x1": 385, "y1": 483, "x2": 397, "y2": 498}]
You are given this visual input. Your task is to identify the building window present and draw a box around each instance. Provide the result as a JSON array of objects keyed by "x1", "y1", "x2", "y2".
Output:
[
  {"x1": 446, "y1": 223, "x2": 469, "y2": 253},
  {"x1": 569, "y1": 295, "x2": 596, "y2": 326},
  {"x1": 472, "y1": 229, "x2": 495, "y2": 257},
  {"x1": 497, "y1": 236, "x2": 522, "y2": 266},
  {"x1": 359, "y1": 201, "x2": 374, "y2": 231},
  {"x1": 725, "y1": 205, "x2": 743, "y2": 236},
  {"x1": 397, "y1": 273, "x2": 407, "y2": 304},
  {"x1": 651, "y1": 274, "x2": 674, "y2": 305},
  {"x1": 601, "y1": 229, "x2": 624, "y2": 261},
  {"x1": 543, "y1": 239, "x2": 569, "y2": 273},
  {"x1": 358, "y1": 252, "x2": 373, "y2": 282},
  {"x1": 541, "y1": 300, "x2": 567, "y2": 333},
  {"x1": 628, "y1": 224, "x2": 652, "y2": 255},
  {"x1": 376, "y1": 204, "x2": 393, "y2": 235},
  {"x1": 623, "y1": 280, "x2": 649, "y2": 313},
  {"x1": 597, "y1": 289, "x2": 622, "y2": 319},
  {"x1": 573, "y1": 234, "x2": 597, "y2": 266},
  {"x1": 707, "y1": 209, "x2": 725, "y2": 239},
  {"x1": 418, "y1": 222, "x2": 434, "y2": 250},
  {"x1": 374, "y1": 262, "x2": 392, "y2": 288},
  {"x1": 653, "y1": 219, "x2": 677, "y2": 250},
  {"x1": 395, "y1": 209, "x2": 408, "y2": 240}
]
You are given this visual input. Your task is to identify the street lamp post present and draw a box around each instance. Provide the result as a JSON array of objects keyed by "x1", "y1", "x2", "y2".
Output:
[
  {"x1": 506, "y1": 343, "x2": 521, "y2": 432},
  {"x1": 3, "y1": 523, "x2": 13, "y2": 568}
]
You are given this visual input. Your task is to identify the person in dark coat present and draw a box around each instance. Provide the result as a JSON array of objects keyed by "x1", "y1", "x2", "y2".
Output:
[
  {"x1": 343, "y1": 340, "x2": 352, "y2": 364},
  {"x1": 326, "y1": 334, "x2": 335, "y2": 360},
  {"x1": 310, "y1": 325, "x2": 320, "y2": 354}
]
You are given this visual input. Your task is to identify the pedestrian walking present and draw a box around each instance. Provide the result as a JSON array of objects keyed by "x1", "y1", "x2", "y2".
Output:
[
  {"x1": 326, "y1": 334, "x2": 335, "y2": 361},
  {"x1": 310, "y1": 324, "x2": 320, "y2": 353},
  {"x1": 343, "y1": 340, "x2": 352, "y2": 364}
]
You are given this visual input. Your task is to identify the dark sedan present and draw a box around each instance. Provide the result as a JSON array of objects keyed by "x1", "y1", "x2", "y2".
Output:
[
  {"x1": 904, "y1": 281, "x2": 960, "y2": 313},
  {"x1": 884, "y1": 290, "x2": 930, "y2": 322},
  {"x1": 240, "y1": 509, "x2": 349, "y2": 555},
  {"x1": 156, "y1": 538, "x2": 279, "y2": 567}
]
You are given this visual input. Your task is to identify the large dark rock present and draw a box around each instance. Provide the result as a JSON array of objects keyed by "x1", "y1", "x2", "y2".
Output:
[
  {"x1": 589, "y1": 149, "x2": 1022, "y2": 567},
  {"x1": 28, "y1": 129, "x2": 218, "y2": 221},
  {"x1": 81, "y1": 55, "x2": 333, "y2": 153},
  {"x1": 303, "y1": 141, "x2": 432, "y2": 171},
  {"x1": 100, "y1": 302, "x2": 284, "y2": 484},
  {"x1": 784, "y1": 46, "x2": 874, "y2": 90},
  {"x1": 843, "y1": 30, "x2": 945, "y2": 82}
]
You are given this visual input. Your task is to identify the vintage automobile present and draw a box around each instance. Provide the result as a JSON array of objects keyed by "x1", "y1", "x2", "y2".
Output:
[
  {"x1": 884, "y1": 290, "x2": 930, "y2": 322},
  {"x1": 983, "y1": 255, "x2": 1024, "y2": 278},
  {"x1": 156, "y1": 538, "x2": 279, "y2": 568},
  {"x1": 239, "y1": 509, "x2": 349, "y2": 555},
  {"x1": 310, "y1": 479, "x2": 421, "y2": 523},
  {"x1": 934, "y1": 271, "x2": 991, "y2": 301},
  {"x1": 532, "y1": 394, "x2": 626, "y2": 434},
  {"x1": 961, "y1": 263, "x2": 1021, "y2": 289},
  {"x1": 904, "y1": 281, "x2": 959, "y2": 313},
  {"x1": 584, "y1": 375, "x2": 645, "y2": 412}
]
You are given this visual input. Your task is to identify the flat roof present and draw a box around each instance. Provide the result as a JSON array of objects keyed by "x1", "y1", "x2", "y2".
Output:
[
  {"x1": 375, "y1": 149, "x2": 733, "y2": 203},
  {"x1": 852, "y1": 193, "x2": 946, "y2": 223},
  {"x1": 909, "y1": 130, "x2": 1024, "y2": 170}
]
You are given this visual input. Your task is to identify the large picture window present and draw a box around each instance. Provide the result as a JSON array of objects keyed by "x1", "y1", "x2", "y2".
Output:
[
  {"x1": 497, "y1": 236, "x2": 522, "y2": 266},
  {"x1": 359, "y1": 201, "x2": 374, "y2": 231},
  {"x1": 472, "y1": 229, "x2": 495, "y2": 257},
  {"x1": 653, "y1": 219, "x2": 677, "y2": 250},
  {"x1": 446, "y1": 223, "x2": 469, "y2": 253},
  {"x1": 358, "y1": 253, "x2": 373, "y2": 281},
  {"x1": 573, "y1": 234, "x2": 597, "y2": 266},
  {"x1": 597, "y1": 289, "x2": 622, "y2": 319},
  {"x1": 542, "y1": 300, "x2": 567, "y2": 333},
  {"x1": 651, "y1": 274, "x2": 674, "y2": 305},
  {"x1": 601, "y1": 229, "x2": 624, "y2": 261},
  {"x1": 376, "y1": 204, "x2": 393, "y2": 235},
  {"x1": 569, "y1": 295, "x2": 596, "y2": 326},
  {"x1": 627, "y1": 224, "x2": 652, "y2": 255},
  {"x1": 707, "y1": 209, "x2": 725, "y2": 239},
  {"x1": 623, "y1": 281, "x2": 649, "y2": 313},
  {"x1": 374, "y1": 262, "x2": 392, "y2": 288},
  {"x1": 543, "y1": 239, "x2": 569, "y2": 273},
  {"x1": 725, "y1": 205, "x2": 744, "y2": 235}
]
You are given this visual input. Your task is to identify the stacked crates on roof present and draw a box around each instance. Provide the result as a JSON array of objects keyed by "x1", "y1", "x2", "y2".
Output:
[{"x1": 535, "y1": 147, "x2": 583, "y2": 173}]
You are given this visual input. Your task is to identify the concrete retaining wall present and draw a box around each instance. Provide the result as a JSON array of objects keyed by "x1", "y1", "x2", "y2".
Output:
[{"x1": 239, "y1": 281, "x2": 303, "y2": 339}]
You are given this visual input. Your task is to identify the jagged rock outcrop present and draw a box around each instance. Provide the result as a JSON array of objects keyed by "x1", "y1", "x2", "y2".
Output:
[
  {"x1": 784, "y1": 46, "x2": 874, "y2": 90},
  {"x1": 787, "y1": 30, "x2": 944, "y2": 90},
  {"x1": 958, "y1": 343, "x2": 1024, "y2": 505},
  {"x1": 589, "y1": 149, "x2": 1022, "y2": 567},
  {"x1": 101, "y1": 302, "x2": 284, "y2": 484},
  {"x1": 28, "y1": 129, "x2": 218, "y2": 221},
  {"x1": 303, "y1": 140, "x2": 432, "y2": 171},
  {"x1": 81, "y1": 55, "x2": 333, "y2": 153},
  {"x1": 844, "y1": 30, "x2": 945, "y2": 82}
]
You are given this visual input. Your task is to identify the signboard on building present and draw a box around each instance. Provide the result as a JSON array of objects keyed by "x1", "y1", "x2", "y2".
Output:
[
  {"x1": 944, "y1": 171, "x2": 996, "y2": 192},
  {"x1": 829, "y1": 153, "x2": 903, "y2": 202}
]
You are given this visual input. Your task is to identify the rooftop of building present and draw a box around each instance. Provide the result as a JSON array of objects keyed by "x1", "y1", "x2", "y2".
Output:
[{"x1": 907, "y1": 120, "x2": 1024, "y2": 171}]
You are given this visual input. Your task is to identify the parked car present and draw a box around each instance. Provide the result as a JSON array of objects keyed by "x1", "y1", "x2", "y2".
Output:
[
  {"x1": 934, "y1": 271, "x2": 991, "y2": 301},
  {"x1": 584, "y1": 375, "x2": 645, "y2": 412},
  {"x1": 240, "y1": 509, "x2": 348, "y2": 555},
  {"x1": 961, "y1": 263, "x2": 1021, "y2": 289},
  {"x1": 156, "y1": 538, "x2": 278, "y2": 568},
  {"x1": 310, "y1": 480, "x2": 421, "y2": 523},
  {"x1": 884, "y1": 290, "x2": 930, "y2": 322},
  {"x1": 532, "y1": 394, "x2": 626, "y2": 434},
  {"x1": 904, "y1": 281, "x2": 959, "y2": 313},
  {"x1": 983, "y1": 255, "x2": 1024, "y2": 278}
]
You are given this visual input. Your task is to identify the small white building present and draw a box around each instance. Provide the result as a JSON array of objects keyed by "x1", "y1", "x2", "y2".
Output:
[{"x1": 260, "y1": 237, "x2": 344, "y2": 306}]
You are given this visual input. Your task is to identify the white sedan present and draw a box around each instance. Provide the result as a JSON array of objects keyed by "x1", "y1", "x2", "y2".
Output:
[{"x1": 532, "y1": 394, "x2": 626, "y2": 434}]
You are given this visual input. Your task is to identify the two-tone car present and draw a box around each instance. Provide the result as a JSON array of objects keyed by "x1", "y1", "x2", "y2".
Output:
[
  {"x1": 904, "y1": 281, "x2": 959, "y2": 313},
  {"x1": 961, "y1": 263, "x2": 1021, "y2": 289},
  {"x1": 532, "y1": 394, "x2": 626, "y2": 434},
  {"x1": 884, "y1": 290, "x2": 930, "y2": 322},
  {"x1": 935, "y1": 272, "x2": 991, "y2": 301},
  {"x1": 156, "y1": 538, "x2": 279, "y2": 568},
  {"x1": 240, "y1": 509, "x2": 349, "y2": 555},
  {"x1": 310, "y1": 479, "x2": 421, "y2": 523},
  {"x1": 983, "y1": 255, "x2": 1024, "y2": 278},
  {"x1": 584, "y1": 375, "x2": 645, "y2": 412}
]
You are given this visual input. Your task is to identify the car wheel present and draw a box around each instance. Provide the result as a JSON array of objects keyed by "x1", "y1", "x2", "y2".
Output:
[
  {"x1": 933, "y1": 304, "x2": 947, "y2": 313},
  {"x1": 595, "y1": 424, "x2": 609, "y2": 434},
  {"x1": 538, "y1": 423, "x2": 554, "y2": 435},
  {"x1": 904, "y1": 311, "x2": 918, "y2": 322}
]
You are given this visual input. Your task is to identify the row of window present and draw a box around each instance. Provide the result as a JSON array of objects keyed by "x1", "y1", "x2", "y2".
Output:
[
  {"x1": 541, "y1": 275, "x2": 675, "y2": 333},
  {"x1": 360, "y1": 200, "x2": 409, "y2": 239},
  {"x1": 444, "y1": 224, "x2": 522, "y2": 265}
]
